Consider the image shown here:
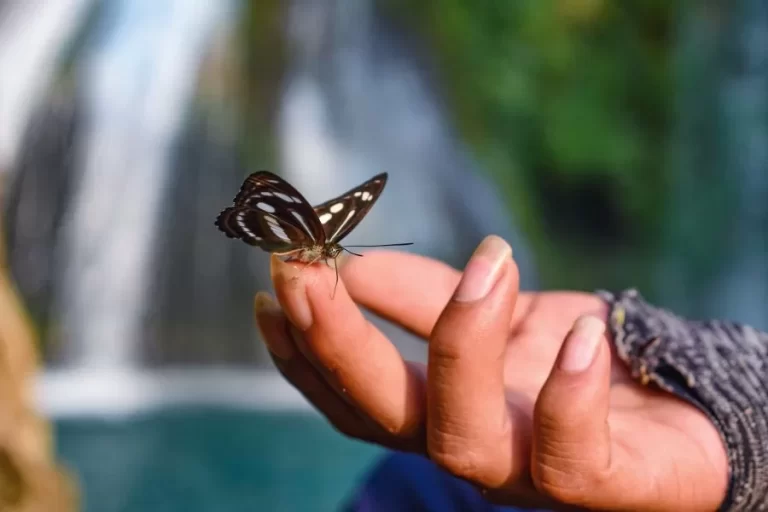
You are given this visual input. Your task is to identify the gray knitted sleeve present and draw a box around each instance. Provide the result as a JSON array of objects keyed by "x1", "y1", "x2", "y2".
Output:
[{"x1": 597, "y1": 289, "x2": 768, "y2": 511}]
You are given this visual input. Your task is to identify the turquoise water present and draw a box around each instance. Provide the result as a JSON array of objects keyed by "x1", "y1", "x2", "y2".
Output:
[{"x1": 54, "y1": 408, "x2": 383, "y2": 512}]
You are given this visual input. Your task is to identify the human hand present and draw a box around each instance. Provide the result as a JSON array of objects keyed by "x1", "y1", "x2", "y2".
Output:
[{"x1": 254, "y1": 235, "x2": 728, "y2": 511}]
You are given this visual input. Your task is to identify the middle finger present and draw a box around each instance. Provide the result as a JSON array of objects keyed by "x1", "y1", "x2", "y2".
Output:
[{"x1": 340, "y1": 250, "x2": 535, "y2": 338}]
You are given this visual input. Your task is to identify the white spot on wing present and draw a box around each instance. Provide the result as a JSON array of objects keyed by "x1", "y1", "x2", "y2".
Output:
[
  {"x1": 270, "y1": 223, "x2": 289, "y2": 241},
  {"x1": 353, "y1": 191, "x2": 362, "y2": 197},
  {"x1": 257, "y1": 202, "x2": 275, "y2": 213},
  {"x1": 275, "y1": 192, "x2": 294, "y2": 202},
  {"x1": 319, "y1": 213, "x2": 333, "y2": 224},
  {"x1": 236, "y1": 216, "x2": 252, "y2": 235},
  {"x1": 330, "y1": 202, "x2": 344, "y2": 213},
  {"x1": 361, "y1": 191, "x2": 371, "y2": 201},
  {"x1": 329, "y1": 209, "x2": 356, "y2": 241},
  {"x1": 235, "y1": 212, "x2": 260, "y2": 241},
  {"x1": 291, "y1": 210, "x2": 315, "y2": 240}
]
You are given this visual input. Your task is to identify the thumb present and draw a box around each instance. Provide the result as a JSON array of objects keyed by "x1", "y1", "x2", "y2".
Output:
[{"x1": 531, "y1": 315, "x2": 613, "y2": 508}]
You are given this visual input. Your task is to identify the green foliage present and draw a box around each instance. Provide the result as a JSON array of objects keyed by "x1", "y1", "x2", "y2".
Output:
[
  {"x1": 238, "y1": 0, "x2": 286, "y2": 169},
  {"x1": 384, "y1": 0, "x2": 677, "y2": 292}
]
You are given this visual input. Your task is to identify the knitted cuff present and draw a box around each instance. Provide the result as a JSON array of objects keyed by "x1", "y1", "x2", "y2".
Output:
[{"x1": 597, "y1": 289, "x2": 768, "y2": 511}]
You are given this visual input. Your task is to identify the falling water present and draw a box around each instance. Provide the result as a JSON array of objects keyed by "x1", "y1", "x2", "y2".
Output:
[
  {"x1": 4, "y1": 0, "x2": 536, "y2": 374},
  {"x1": 0, "y1": 0, "x2": 91, "y2": 170},
  {"x1": 50, "y1": 0, "x2": 235, "y2": 368}
]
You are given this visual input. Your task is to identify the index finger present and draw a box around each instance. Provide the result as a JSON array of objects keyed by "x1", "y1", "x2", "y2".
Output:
[{"x1": 270, "y1": 256, "x2": 426, "y2": 440}]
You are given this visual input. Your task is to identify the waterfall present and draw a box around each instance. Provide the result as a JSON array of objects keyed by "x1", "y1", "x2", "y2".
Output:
[
  {"x1": 4, "y1": 0, "x2": 536, "y2": 384},
  {"x1": 0, "y1": 0, "x2": 92, "y2": 170},
  {"x1": 47, "y1": 0, "x2": 235, "y2": 368}
]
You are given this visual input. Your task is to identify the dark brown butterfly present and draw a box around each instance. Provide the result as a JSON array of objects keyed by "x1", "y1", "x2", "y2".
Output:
[{"x1": 215, "y1": 171, "x2": 411, "y2": 296}]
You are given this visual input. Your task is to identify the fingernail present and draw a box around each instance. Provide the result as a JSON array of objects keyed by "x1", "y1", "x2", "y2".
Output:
[
  {"x1": 269, "y1": 255, "x2": 313, "y2": 330},
  {"x1": 254, "y1": 291, "x2": 295, "y2": 360},
  {"x1": 453, "y1": 235, "x2": 512, "y2": 303},
  {"x1": 559, "y1": 315, "x2": 606, "y2": 373}
]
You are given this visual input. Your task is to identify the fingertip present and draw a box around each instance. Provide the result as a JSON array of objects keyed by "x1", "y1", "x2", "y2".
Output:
[
  {"x1": 452, "y1": 235, "x2": 513, "y2": 303},
  {"x1": 269, "y1": 256, "x2": 316, "y2": 331},
  {"x1": 558, "y1": 315, "x2": 607, "y2": 374},
  {"x1": 269, "y1": 254, "x2": 301, "y2": 286},
  {"x1": 268, "y1": 254, "x2": 363, "y2": 350},
  {"x1": 537, "y1": 314, "x2": 611, "y2": 417}
]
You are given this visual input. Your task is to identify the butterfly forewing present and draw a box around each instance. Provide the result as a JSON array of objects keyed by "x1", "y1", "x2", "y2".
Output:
[
  {"x1": 215, "y1": 171, "x2": 326, "y2": 252},
  {"x1": 313, "y1": 172, "x2": 388, "y2": 244}
]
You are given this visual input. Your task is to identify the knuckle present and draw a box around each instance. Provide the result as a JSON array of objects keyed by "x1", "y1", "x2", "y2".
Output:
[
  {"x1": 430, "y1": 447, "x2": 489, "y2": 483},
  {"x1": 427, "y1": 340, "x2": 465, "y2": 370},
  {"x1": 533, "y1": 452, "x2": 611, "y2": 506},
  {"x1": 429, "y1": 320, "x2": 485, "y2": 363},
  {"x1": 533, "y1": 465, "x2": 586, "y2": 505},
  {"x1": 427, "y1": 430, "x2": 496, "y2": 484}
]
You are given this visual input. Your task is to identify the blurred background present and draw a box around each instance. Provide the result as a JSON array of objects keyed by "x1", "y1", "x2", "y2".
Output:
[{"x1": 0, "y1": 0, "x2": 765, "y2": 510}]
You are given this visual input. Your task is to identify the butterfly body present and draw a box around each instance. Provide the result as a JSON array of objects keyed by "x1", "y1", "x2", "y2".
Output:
[
  {"x1": 282, "y1": 242, "x2": 342, "y2": 265},
  {"x1": 215, "y1": 170, "x2": 392, "y2": 268}
]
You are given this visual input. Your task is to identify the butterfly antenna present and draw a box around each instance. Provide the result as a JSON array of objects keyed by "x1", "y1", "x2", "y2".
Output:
[
  {"x1": 343, "y1": 242, "x2": 414, "y2": 248},
  {"x1": 341, "y1": 247, "x2": 364, "y2": 257}
]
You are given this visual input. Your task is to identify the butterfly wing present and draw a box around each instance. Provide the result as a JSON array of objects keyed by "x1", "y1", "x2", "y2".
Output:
[
  {"x1": 215, "y1": 206, "x2": 315, "y2": 252},
  {"x1": 313, "y1": 172, "x2": 388, "y2": 244},
  {"x1": 215, "y1": 171, "x2": 326, "y2": 252}
]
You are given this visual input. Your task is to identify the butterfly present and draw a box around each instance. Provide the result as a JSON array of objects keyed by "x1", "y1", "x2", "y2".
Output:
[{"x1": 215, "y1": 170, "x2": 412, "y2": 297}]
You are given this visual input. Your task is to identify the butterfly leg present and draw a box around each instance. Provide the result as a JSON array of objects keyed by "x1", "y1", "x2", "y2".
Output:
[
  {"x1": 331, "y1": 256, "x2": 340, "y2": 299},
  {"x1": 273, "y1": 250, "x2": 322, "y2": 277},
  {"x1": 273, "y1": 249, "x2": 302, "y2": 262},
  {"x1": 298, "y1": 254, "x2": 324, "y2": 274}
]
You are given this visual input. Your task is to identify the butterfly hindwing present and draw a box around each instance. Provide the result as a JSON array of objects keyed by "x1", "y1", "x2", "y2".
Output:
[
  {"x1": 215, "y1": 171, "x2": 326, "y2": 250},
  {"x1": 215, "y1": 205, "x2": 316, "y2": 253},
  {"x1": 313, "y1": 172, "x2": 388, "y2": 244}
]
